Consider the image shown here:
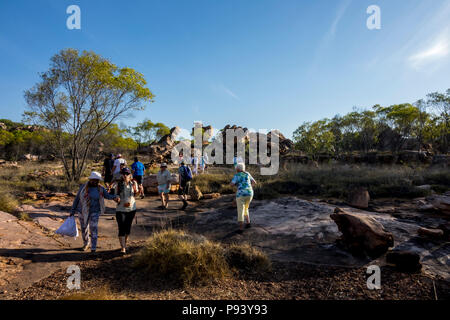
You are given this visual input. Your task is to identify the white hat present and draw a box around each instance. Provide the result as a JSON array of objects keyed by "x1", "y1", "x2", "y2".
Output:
[
  {"x1": 88, "y1": 171, "x2": 103, "y2": 181},
  {"x1": 160, "y1": 162, "x2": 168, "y2": 167}
]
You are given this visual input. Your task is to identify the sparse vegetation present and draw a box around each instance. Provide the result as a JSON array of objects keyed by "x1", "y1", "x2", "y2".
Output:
[
  {"x1": 225, "y1": 243, "x2": 272, "y2": 274},
  {"x1": 60, "y1": 286, "x2": 127, "y2": 300},
  {"x1": 133, "y1": 229, "x2": 231, "y2": 286},
  {"x1": 0, "y1": 190, "x2": 19, "y2": 213},
  {"x1": 195, "y1": 164, "x2": 449, "y2": 200},
  {"x1": 133, "y1": 229, "x2": 271, "y2": 287},
  {"x1": 192, "y1": 170, "x2": 235, "y2": 194}
]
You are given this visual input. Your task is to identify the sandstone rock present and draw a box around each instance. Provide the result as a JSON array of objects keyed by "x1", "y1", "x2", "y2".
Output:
[
  {"x1": 143, "y1": 174, "x2": 179, "y2": 188},
  {"x1": 386, "y1": 250, "x2": 422, "y2": 272},
  {"x1": 347, "y1": 187, "x2": 370, "y2": 209},
  {"x1": 21, "y1": 154, "x2": 39, "y2": 161},
  {"x1": 27, "y1": 169, "x2": 63, "y2": 180},
  {"x1": 0, "y1": 122, "x2": 7, "y2": 130},
  {"x1": 330, "y1": 207, "x2": 394, "y2": 257},
  {"x1": 189, "y1": 185, "x2": 203, "y2": 201},
  {"x1": 0, "y1": 161, "x2": 20, "y2": 169},
  {"x1": 418, "y1": 227, "x2": 444, "y2": 239},
  {"x1": 428, "y1": 192, "x2": 450, "y2": 215},
  {"x1": 416, "y1": 185, "x2": 432, "y2": 191},
  {"x1": 438, "y1": 223, "x2": 450, "y2": 240}
]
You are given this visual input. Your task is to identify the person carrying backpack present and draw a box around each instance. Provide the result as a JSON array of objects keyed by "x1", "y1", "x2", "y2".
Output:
[{"x1": 178, "y1": 161, "x2": 192, "y2": 210}]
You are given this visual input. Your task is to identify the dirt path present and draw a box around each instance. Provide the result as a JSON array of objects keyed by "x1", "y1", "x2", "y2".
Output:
[
  {"x1": 0, "y1": 195, "x2": 195, "y2": 298},
  {"x1": 1, "y1": 194, "x2": 449, "y2": 300}
]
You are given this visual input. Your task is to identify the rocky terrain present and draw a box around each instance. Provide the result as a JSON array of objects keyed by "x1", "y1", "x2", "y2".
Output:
[{"x1": 0, "y1": 191, "x2": 449, "y2": 300}]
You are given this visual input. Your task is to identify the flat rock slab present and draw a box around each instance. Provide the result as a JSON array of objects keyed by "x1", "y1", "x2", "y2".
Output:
[
  {"x1": 190, "y1": 196, "x2": 450, "y2": 280},
  {"x1": 0, "y1": 211, "x2": 17, "y2": 223}
]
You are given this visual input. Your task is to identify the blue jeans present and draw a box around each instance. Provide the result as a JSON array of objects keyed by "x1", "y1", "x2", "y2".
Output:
[{"x1": 79, "y1": 212, "x2": 100, "y2": 250}]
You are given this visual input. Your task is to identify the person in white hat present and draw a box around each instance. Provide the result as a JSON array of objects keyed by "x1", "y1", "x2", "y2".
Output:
[
  {"x1": 156, "y1": 163, "x2": 172, "y2": 209},
  {"x1": 112, "y1": 154, "x2": 127, "y2": 178},
  {"x1": 70, "y1": 171, "x2": 120, "y2": 252}
]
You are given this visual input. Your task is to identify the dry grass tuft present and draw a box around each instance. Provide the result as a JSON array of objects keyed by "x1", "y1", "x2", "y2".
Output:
[
  {"x1": 0, "y1": 191, "x2": 19, "y2": 213},
  {"x1": 133, "y1": 229, "x2": 231, "y2": 286},
  {"x1": 59, "y1": 286, "x2": 127, "y2": 300},
  {"x1": 225, "y1": 243, "x2": 272, "y2": 274}
]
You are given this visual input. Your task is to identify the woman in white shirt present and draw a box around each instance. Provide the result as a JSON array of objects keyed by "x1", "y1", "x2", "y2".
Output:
[{"x1": 112, "y1": 167, "x2": 138, "y2": 253}]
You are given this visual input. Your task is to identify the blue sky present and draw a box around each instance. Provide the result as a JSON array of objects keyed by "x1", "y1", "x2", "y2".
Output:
[{"x1": 0, "y1": 0, "x2": 449, "y2": 139}]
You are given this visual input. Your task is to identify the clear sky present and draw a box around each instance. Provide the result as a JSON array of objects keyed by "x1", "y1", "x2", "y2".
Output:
[{"x1": 0, "y1": 0, "x2": 449, "y2": 139}]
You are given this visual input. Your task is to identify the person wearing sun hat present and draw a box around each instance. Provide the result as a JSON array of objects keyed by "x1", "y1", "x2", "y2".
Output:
[
  {"x1": 70, "y1": 171, "x2": 120, "y2": 252},
  {"x1": 111, "y1": 167, "x2": 139, "y2": 254},
  {"x1": 156, "y1": 162, "x2": 172, "y2": 209}
]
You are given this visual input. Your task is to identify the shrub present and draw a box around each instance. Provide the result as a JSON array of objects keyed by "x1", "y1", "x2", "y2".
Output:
[
  {"x1": 133, "y1": 229, "x2": 231, "y2": 286},
  {"x1": 0, "y1": 191, "x2": 19, "y2": 213},
  {"x1": 225, "y1": 243, "x2": 272, "y2": 274}
]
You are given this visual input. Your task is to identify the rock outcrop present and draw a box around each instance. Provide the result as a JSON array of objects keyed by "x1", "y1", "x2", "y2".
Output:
[
  {"x1": 427, "y1": 192, "x2": 450, "y2": 216},
  {"x1": 142, "y1": 173, "x2": 179, "y2": 194},
  {"x1": 418, "y1": 227, "x2": 444, "y2": 239},
  {"x1": 347, "y1": 187, "x2": 370, "y2": 209},
  {"x1": 330, "y1": 207, "x2": 394, "y2": 257}
]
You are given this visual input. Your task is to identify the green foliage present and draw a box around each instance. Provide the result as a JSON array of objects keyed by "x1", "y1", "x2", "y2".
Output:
[
  {"x1": 98, "y1": 124, "x2": 138, "y2": 153},
  {"x1": 131, "y1": 119, "x2": 170, "y2": 147},
  {"x1": 24, "y1": 49, "x2": 154, "y2": 182},
  {"x1": 293, "y1": 119, "x2": 335, "y2": 158},
  {"x1": 293, "y1": 89, "x2": 450, "y2": 157},
  {"x1": 0, "y1": 129, "x2": 14, "y2": 146}
]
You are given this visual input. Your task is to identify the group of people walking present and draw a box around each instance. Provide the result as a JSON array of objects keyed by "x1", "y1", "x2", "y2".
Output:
[
  {"x1": 70, "y1": 155, "x2": 146, "y2": 254},
  {"x1": 70, "y1": 152, "x2": 257, "y2": 253}
]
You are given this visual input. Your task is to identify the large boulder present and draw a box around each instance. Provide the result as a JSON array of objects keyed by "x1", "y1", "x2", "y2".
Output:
[
  {"x1": 347, "y1": 187, "x2": 370, "y2": 209},
  {"x1": 418, "y1": 227, "x2": 444, "y2": 239},
  {"x1": 427, "y1": 192, "x2": 450, "y2": 216},
  {"x1": 157, "y1": 126, "x2": 180, "y2": 148},
  {"x1": 330, "y1": 207, "x2": 394, "y2": 257},
  {"x1": 143, "y1": 173, "x2": 179, "y2": 188},
  {"x1": 21, "y1": 154, "x2": 39, "y2": 161}
]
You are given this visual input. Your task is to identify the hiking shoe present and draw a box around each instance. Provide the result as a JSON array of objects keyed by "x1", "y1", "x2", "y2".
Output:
[
  {"x1": 82, "y1": 244, "x2": 90, "y2": 252},
  {"x1": 120, "y1": 248, "x2": 126, "y2": 254},
  {"x1": 140, "y1": 195, "x2": 145, "y2": 199},
  {"x1": 180, "y1": 201, "x2": 188, "y2": 210},
  {"x1": 90, "y1": 249, "x2": 96, "y2": 253},
  {"x1": 245, "y1": 223, "x2": 251, "y2": 229}
]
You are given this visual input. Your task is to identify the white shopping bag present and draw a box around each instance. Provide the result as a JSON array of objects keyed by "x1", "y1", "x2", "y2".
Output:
[{"x1": 55, "y1": 216, "x2": 79, "y2": 238}]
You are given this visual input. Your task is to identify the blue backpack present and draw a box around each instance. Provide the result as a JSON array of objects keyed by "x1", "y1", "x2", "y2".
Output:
[{"x1": 181, "y1": 165, "x2": 193, "y2": 181}]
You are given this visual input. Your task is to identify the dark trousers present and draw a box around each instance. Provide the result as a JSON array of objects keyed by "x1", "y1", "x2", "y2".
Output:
[{"x1": 116, "y1": 210, "x2": 136, "y2": 237}]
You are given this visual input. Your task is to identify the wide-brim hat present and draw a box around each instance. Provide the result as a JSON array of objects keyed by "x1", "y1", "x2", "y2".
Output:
[
  {"x1": 88, "y1": 171, "x2": 103, "y2": 181},
  {"x1": 121, "y1": 167, "x2": 131, "y2": 175}
]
